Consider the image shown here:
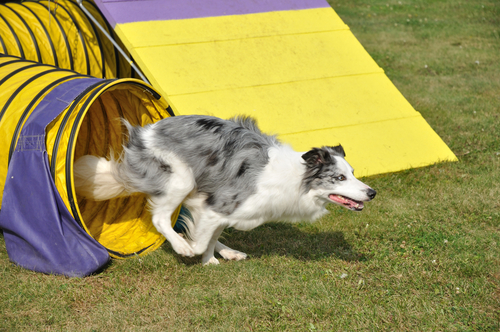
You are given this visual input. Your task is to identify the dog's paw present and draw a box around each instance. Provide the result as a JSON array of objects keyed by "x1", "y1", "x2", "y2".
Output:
[
  {"x1": 171, "y1": 237, "x2": 195, "y2": 257},
  {"x1": 192, "y1": 243, "x2": 210, "y2": 256},
  {"x1": 219, "y1": 248, "x2": 247, "y2": 261},
  {"x1": 202, "y1": 256, "x2": 220, "y2": 266}
]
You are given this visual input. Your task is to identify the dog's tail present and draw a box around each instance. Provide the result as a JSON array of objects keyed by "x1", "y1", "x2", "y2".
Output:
[{"x1": 74, "y1": 154, "x2": 132, "y2": 201}]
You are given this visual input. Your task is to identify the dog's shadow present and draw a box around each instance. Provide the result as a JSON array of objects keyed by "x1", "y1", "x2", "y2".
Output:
[{"x1": 164, "y1": 222, "x2": 366, "y2": 265}]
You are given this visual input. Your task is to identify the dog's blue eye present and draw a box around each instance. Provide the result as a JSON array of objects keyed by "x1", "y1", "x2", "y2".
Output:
[{"x1": 337, "y1": 175, "x2": 346, "y2": 181}]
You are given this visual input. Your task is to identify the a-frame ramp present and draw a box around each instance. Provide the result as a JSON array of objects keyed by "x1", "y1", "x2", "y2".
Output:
[{"x1": 93, "y1": 0, "x2": 456, "y2": 177}]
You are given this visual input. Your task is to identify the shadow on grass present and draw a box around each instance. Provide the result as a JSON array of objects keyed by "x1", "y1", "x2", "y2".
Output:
[{"x1": 165, "y1": 222, "x2": 366, "y2": 265}]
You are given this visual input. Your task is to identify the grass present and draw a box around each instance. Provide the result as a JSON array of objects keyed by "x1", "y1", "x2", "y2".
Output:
[{"x1": 1, "y1": 0, "x2": 500, "y2": 330}]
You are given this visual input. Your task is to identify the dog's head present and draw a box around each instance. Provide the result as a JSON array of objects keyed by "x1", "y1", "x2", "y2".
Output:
[{"x1": 302, "y1": 145, "x2": 376, "y2": 211}]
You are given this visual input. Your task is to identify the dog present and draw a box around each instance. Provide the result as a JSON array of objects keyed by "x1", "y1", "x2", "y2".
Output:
[{"x1": 74, "y1": 115, "x2": 376, "y2": 265}]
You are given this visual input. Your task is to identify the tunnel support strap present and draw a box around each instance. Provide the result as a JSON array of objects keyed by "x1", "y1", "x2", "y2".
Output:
[
  {"x1": 0, "y1": 77, "x2": 110, "y2": 277},
  {"x1": 75, "y1": 0, "x2": 150, "y2": 84}
]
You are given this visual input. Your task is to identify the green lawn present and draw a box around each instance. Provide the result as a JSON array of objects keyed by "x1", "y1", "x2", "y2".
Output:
[{"x1": 1, "y1": 0, "x2": 499, "y2": 330}]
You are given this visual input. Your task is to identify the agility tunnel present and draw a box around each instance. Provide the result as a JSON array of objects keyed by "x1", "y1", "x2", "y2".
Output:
[
  {"x1": 0, "y1": 0, "x2": 137, "y2": 79},
  {"x1": 0, "y1": 55, "x2": 181, "y2": 276},
  {"x1": 94, "y1": 0, "x2": 457, "y2": 177}
]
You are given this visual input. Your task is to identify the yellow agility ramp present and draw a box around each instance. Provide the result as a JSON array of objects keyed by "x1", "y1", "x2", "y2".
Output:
[{"x1": 93, "y1": 0, "x2": 457, "y2": 177}]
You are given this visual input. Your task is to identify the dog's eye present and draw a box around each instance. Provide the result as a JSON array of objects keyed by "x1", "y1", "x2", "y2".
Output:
[{"x1": 336, "y1": 175, "x2": 346, "y2": 181}]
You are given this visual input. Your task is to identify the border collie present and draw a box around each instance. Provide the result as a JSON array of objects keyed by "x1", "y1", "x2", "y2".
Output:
[{"x1": 74, "y1": 115, "x2": 376, "y2": 265}]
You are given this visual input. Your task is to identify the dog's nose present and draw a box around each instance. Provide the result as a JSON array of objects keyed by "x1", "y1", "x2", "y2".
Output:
[{"x1": 367, "y1": 188, "x2": 377, "y2": 200}]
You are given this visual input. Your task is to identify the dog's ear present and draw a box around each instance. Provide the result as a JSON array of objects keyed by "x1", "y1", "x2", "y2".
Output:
[
  {"x1": 330, "y1": 144, "x2": 346, "y2": 158},
  {"x1": 302, "y1": 148, "x2": 333, "y2": 166}
]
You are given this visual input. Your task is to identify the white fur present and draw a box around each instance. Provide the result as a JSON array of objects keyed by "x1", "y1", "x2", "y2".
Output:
[
  {"x1": 207, "y1": 145, "x2": 328, "y2": 231},
  {"x1": 73, "y1": 155, "x2": 129, "y2": 201},
  {"x1": 74, "y1": 131, "x2": 374, "y2": 266},
  {"x1": 312, "y1": 156, "x2": 372, "y2": 206},
  {"x1": 148, "y1": 153, "x2": 196, "y2": 258}
]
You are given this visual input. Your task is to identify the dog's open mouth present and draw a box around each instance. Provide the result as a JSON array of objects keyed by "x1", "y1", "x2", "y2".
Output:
[{"x1": 328, "y1": 194, "x2": 364, "y2": 211}]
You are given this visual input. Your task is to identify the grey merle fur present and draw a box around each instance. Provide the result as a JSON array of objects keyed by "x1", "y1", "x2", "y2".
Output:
[
  {"x1": 118, "y1": 115, "x2": 279, "y2": 215},
  {"x1": 301, "y1": 145, "x2": 348, "y2": 192}
]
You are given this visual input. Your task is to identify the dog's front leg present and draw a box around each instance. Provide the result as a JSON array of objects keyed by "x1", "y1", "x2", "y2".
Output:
[
  {"x1": 215, "y1": 242, "x2": 247, "y2": 261},
  {"x1": 191, "y1": 215, "x2": 226, "y2": 258},
  {"x1": 200, "y1": 224, "x2": 225, "y2": 266}
]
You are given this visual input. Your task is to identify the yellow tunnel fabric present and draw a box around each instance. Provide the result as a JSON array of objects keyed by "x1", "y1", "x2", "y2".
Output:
[
  {"x1": 0, "y1": 55, "x2": 179, "y2": 258},
  {"x1": 0, "y1": 0, "x2": 136, "y2": 79}
]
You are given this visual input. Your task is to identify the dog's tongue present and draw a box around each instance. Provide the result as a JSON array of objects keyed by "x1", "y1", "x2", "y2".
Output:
[{"x1": 329, "y1": 194, "x2": 364, "y2": 210}]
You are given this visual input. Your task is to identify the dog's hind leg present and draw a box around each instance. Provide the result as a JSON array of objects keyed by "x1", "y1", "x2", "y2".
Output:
[
  {"x1": 149, "y1": 157, "x2": 196, "y2": 257},
  {"x1": 215, "y1": 242, "x2": 248, "y2": 261},
  {"x1": 151, "y1": 196, "x2": 194, "y2": 257}
]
